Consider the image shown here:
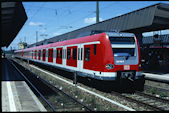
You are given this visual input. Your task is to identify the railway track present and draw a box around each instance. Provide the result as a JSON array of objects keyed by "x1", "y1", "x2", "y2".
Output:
[
  {"x1": 134, "y1": 91, "x2": 169, "y2": 110},
  {"x1": 13, "y1": 58, "x2": 136, "y2": 111},
  {"x1": 9, "y1": 59, "x2": 93, "y2": 112},
  {"x1": 111, "y1": 90, "x2": 169, "y2": 111},
  {"x1": 144, "y1": 84, "x2": 169, "y2": 98},
  {"x1": 11, "y1": 58, "x2": 169, "y2": 111}
]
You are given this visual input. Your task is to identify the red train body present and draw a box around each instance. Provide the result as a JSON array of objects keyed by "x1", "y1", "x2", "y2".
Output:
[{"x1": 14, "y1": 32, "x2": 145, "y2": 90}]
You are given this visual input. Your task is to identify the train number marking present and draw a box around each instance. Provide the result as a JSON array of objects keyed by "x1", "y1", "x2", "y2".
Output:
[{"x1": 124, "y1": 65, "x2": 130, "y2": 70}]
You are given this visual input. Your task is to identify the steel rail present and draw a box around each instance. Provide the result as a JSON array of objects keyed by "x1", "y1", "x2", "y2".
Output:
[
  {"x1": 8, "y1": 59, "x2": 56, "y2": 112},
  {"x1": 136, "y1": 91, "x2": 169, "y2": 103},
  {"x1": 10, "y1": 59, "x2": 93, "y2": 111},
  {"x1": 38, "y1": 76, "x2": 93, "y2": 111},
  {"x1": 28, "y1": 61, "x2": 135, "y2": 111},
  {"x1": 111, "y1": 91, "x2": 164, "y2": 111},
  {"x1": 14, "y1": 58, "x2": 135, "y2": 111}
]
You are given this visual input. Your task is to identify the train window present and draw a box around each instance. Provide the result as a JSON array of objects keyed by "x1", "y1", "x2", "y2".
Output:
[
  {"x1": 85, "y1": 47, "x2": 90, "y2": 61},
  {"x1": 63, "y1": 49, "x2": 65, "y2": 59},
  {"x1": 62, "y1": 49, "x2": 64, "y2": 59},
  {"x1": 73, "y1": 48, "x2": 77, "y2": 60},
  {"x1": 50, "y1": 49, "x2": 53, "y2": 58},
  {"x1": 57, "y1": 49, "x2": 59, "y2": 58},
  {"x1": 35, "y1": 50, "x2": 37, "y2": 59},
  {"x1": 112, "y1": 48, "x2": 135, "y2": 57},
  {"x1": 43, "y1": 49, "x2": 46, "y2": 61},
  {"x1": 67, "y1": 48, "x2": 71, "y2": 60},
  {"x1": 60, "y1": 49, "x2": 62, "y2": 58},
  {"x1": 63, "y1": 49, "x2": 66, "y2": 59},
  {"x1": 81, "y1": 48, "x2": 83, "y2": 60},
  {"x1": 32, "y1": 50, "x2": 33, "y2": 59},
  {"x1": 39, "y1": 50, "x2": 41, "y2": 60},
  {"x1": 78, "y1": 48, "x2": 80, "y2": 60},
  {"x1": 36, "y1": 50, "x2": 38, "y2": 59},
  {"x1": 48, "y1": 49, "x2": 53, "y2": 58},
  {"x1": 109, "y1": 37, "x2": 135, "y2": 44},
  {"x1": 48, "y1": 50, "x2": 50, "y2": 58},
  {"x1": 45, "y1": 50, "x2": 47, "y2": 57},
  {"x1": 56, "y1": 49, "x2": 57, "y2": 59},
  {"x1": 94, "y1": 44, "x2": 96, "y2": 55},
  {"x1": 65, "y1": 49, "x2": 67, "y2": 59},
  {"x1": 53, "y1": 49, "x2": 56, "y2": 59}
]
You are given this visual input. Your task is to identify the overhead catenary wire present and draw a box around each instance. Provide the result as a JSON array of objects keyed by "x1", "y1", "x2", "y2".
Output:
[
  {"x1": 11, "y1": 2, "x2": 123, "y2": 48},
  {"x1": 54, "y1": 2, "x2": 121, "y2": 34},
  {"x1": 23, "y1": 2, "x2": 92, "y2": 36},
  {"x1": 24, "y1": 2, "x2": 87, "y2": 17},
  {"x1": 24, "y1": 2, "x2": 118, "y2": 35}
]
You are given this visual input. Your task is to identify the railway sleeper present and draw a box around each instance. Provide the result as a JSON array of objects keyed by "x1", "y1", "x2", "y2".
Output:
[
  {"x1": 157, "y1": 104, "x2": 168, "y2": 108},
  {"x1": 57, "y1": 107, "x2": 82, "y2": 111},
  {"x1": 12, "y1": 59, "x2": 92, "y2": 111},
  {"x1": 145, "y1": 100, "x2": 156, "y2": 104},
  {"x1": 153, "y1": 102, "x2": 165, "y2": 106}
]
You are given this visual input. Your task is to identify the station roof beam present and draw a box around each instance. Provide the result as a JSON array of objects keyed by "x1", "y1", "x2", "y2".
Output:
[{"x1": 1, "y1": 2, "x2": 27, "y2": 47}]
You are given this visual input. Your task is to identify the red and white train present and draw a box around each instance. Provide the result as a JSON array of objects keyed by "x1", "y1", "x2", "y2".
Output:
[{"x1": 14, "y1": 32, "x2": 145, "y2": 90}]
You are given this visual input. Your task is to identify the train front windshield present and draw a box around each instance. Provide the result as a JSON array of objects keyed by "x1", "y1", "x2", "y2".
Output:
[
  {"x1": 109, "y1": 37, "x2": 135, "y2": 44},
  {"x1": 113, "y1": 48, "x2": 135, "y2": 57},
  {"x1": 109, "y1": 37, "x2": 136, "y2": 57}
]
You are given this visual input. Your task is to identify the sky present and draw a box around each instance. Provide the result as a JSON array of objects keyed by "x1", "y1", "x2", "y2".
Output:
[{"x1": 3, "y1": 1, "x2": 169, "y2": 50}]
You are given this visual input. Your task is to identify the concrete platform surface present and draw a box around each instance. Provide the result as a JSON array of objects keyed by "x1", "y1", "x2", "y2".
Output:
[
  {"x1": 1, "y1": 58, "x2": 24, "y2": 81},
  {"x1": 143, "y1": 72, "x2": 169, "y2": 83},
  {"x1": 2, "y1": 81, "x2": 47, "y2": 112}
]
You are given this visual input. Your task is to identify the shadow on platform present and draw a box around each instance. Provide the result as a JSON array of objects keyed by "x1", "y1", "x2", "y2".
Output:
[{"x1": 1, "y1": 58, "x2": 24, "y2": 81}]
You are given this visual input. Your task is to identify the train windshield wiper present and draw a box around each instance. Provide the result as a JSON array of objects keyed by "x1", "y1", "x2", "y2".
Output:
[{"x1": 125, "y1": 55, "x2": 130, "y2": 60}]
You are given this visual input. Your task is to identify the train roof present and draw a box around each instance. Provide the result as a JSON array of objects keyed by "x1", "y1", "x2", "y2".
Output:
[
  {"x1": 15, "y1": 32, "x2": 137, "y2": 53},
  {"x1": 15, "y1": 33, "x2": 106, "y2": 52}
]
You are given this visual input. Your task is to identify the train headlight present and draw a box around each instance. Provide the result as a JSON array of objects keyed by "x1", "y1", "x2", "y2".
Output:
[
  {"x1": 105, "y1": 64, "x2": 114, "y2": 70},
  {"x1": 139, "y1": 64, "x2": 142, "y2": 68}
]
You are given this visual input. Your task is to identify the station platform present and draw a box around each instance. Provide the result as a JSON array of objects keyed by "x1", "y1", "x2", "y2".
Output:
[
  {"x1": 143, "y1": 72, "x2": 169, "y2": 84},
  {"x1": 1, "y1": 58, "x2": 47, "y2": 111},
  {"x1": 2, "y1": 81, "x2": 47, "y2": 111}
]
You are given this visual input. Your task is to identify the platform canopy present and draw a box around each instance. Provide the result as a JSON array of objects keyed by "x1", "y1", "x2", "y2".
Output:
[
  {"x1": 28, "y1": 3, "x2": 169, "y2": 47},
  {"x1": 1, "y1": 2, "x2": 27, "y2": 47}
]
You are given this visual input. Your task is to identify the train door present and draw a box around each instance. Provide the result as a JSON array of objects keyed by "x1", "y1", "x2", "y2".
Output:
[
  {"x1": 56, "y1": 48, "x2": 63, "y2": 64},
  {"x1": 66, "y1": 46, "x2": 77, "y2": 67},
  {"x1": 48, "y1": 48, "x2": 53, "y2": 63},
  {"x1": 38, "y1": 49, "x2": 41, "y2": 60},
  {"x1": 77, "y1": 44, "x2": 84, "y2": 72}
]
